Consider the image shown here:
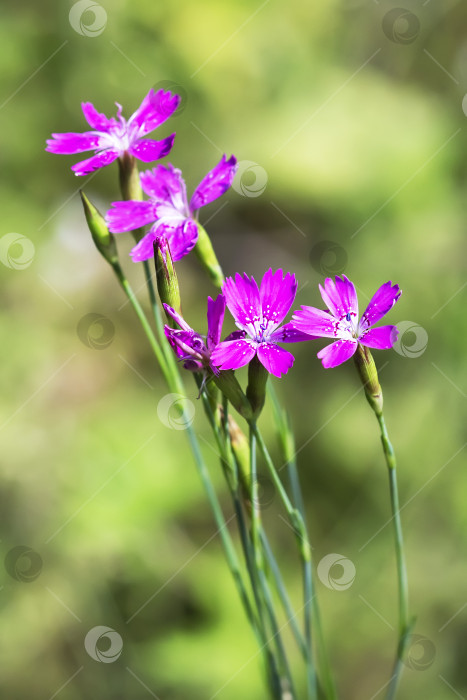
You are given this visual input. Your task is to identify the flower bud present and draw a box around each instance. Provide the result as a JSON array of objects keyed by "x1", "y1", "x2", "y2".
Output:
[
  {"x1": 246, "y1": 356, "x2": 269, "y2": 420},
  {"x1": 154, "y1": 237, "x2": 182, "y2": 322},
  {"x1": 354, "y1": 343, "x2": 383, "y2": 415},
  {"x1": 80, "y1": 191, "x2": 118, "y2": 266},
  {"x1": 214, "y1": 370, "x2": 253, "y2": 421},
  {"x1": 194, "y1": 223, "x2": 224, "y2": 288}
]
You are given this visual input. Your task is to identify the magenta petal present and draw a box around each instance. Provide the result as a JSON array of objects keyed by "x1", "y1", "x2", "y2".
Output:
[
  {"x1": 162, "y1": 304, "x2": 192, "y2": 332},
  {"x1": 210, "y1": 339, "x2": 256, "y2": 371},
  {"x1": 260, "y1": 269, "x2": 297, "y2": 329},
  {"x1": 164, "y1": 327, "x2": 189, "y2": 360},
  {"x1": 81, "y1": 102, "x2": 116, "y2": 131},
  {"x1": 159, "y1": 219, "x2": 198, "y2": 262},
  {"x1": 257, "y1": 344, "x2": 294, "y2": 378},
  {"x1": 46, "y1": 132, "x2": 102, "y2": 155},
  {"x1": 291, "y1": 306, "x2": 340, "y2": 339},
  {"x1": 190, "y1": 155, "x2": 237, "y2": 211},
  {"x1": 359, "y1": 325, "x2": 398, "y2": 349},
  {"x1": 360, "y1": 281, "x2": 402, "y2": 330},
  {"x1": 129, "y1": 89, "x2": 180, "y2": 136},
  {"x1": 129, "y1": 134, "x2": 175, "y2": 163},
  {"x1": 140, "y1": 164, "x2": 186, "y2": 203},
  {"x1": 317, "y1": 339, "x2": 358, "y2": 368},
  {"x1": 269, "y1": 322, "x2": 318, "y2": 343},
  {"x1": 207, "y1": 294, "x2": 225, "y2": 350},
  {"x1": 222, "y1": 273, "x2": 262, "y2": 334},
  {"x1": 130, "y1": 231, "x2": 158, "y2": 262},
  {"x1": 71, "y1": 149, "x2": 119, "y2": 176},
  {"x1": 319, "y1": 275, "x2": 358, "y2": 320},
  {"x1": 106, "y1": 200, "x2": 156, "y2": 233}
]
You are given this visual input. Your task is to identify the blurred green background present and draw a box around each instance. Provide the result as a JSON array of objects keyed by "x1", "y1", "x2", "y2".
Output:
[{"x1": 1, "y1": 0, "x2": 466, "y2": 698}]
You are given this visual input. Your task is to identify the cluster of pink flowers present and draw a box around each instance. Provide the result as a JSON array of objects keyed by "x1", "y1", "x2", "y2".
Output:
[{"x1": 47, "y1": 89, "x2": 401, "y2": 376}]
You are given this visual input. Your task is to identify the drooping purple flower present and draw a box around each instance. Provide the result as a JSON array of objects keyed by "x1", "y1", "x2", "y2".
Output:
[
  {"x1": 106, "y1": 155, "x2": 237, "y2": 262},
  {"x1": 163, "y1": 295, "x2": 228, "y2": 373},
  {"x1": 46, "y1": 89, "x2": 179, "y2": 176},
  {"x1": 210, "y1": 269, "x2": 313, "y2": 379},
  {"x1": 291, "y1": 275, "x2": 401, "y2": 369}
]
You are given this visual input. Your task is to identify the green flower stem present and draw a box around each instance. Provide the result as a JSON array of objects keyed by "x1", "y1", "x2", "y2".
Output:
[
  {"x1": 249, "y1": 421, "x2": 296, "y2": 699},
  {"x1": 201, "y1": 388, "x2": 310, "y2": 665},
  {"x1": 267, "y1": 385, "x2": 335, "y2": 700},
  {"x1": 375, "y1": 412, "x2": 412, "y2": 700},
  {"x1": 260, "y1": 531, "x2": 308, "y2": 657},
  {"x1": 113, "y1": 263, "x2": 170, "y2": 382},
  {"x1": 198, "y1": 385, "x2": 287, "y2": 697},
  {"x1": 252, "y1": 423, "x2": 318, "y2": 700}
]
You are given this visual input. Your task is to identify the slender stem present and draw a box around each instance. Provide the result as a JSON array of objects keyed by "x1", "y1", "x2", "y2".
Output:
[
  {"x1": 113, "y1": 264, "x2": 169, "y2": 381},
  {"x1": 376, "y1": 413, "x2": 411, "y2": 700},
  {"x1": 252, "y1": 423, "x2": 318, "y2": 700},
  {"x1": 142, "y1": 258, "x2": 174, "y2": 365},
  {"x1": 183, "y1": 419, "x2": 260, "y2": 642},
  {"x1": 202, "y1": 389, "x2": 310, "y2": 679},
  {"x1": 249, "y1": 422, "x2": 296, "y2": 699},
  {"x1": 268, "y1": 386, "x2": 336, "y2": 699},
  {"x1": 196, "y1": 378, "x2": 286, "y2": 695},
  {"x1": 260, "y1": 531, "x2": 308, "y2": 658},
  {"x1": 249, "y1": 424, "x2": 262, "y2": 566}
]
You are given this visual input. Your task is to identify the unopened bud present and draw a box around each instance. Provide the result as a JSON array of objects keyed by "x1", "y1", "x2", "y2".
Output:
[
  {"x1": 354, "y1": 344, "x2": 383, "y2": 415},
  {"x1": 80, "y1": 191, "x2": 118, "y2": 266},
  {"x1": 154, "y1": 237, "x2": 182, "y2": 321},
  {"x1": 246, "y1": 356, "x2": 268, "y2": 419},
  {"x1": 214, "y1": 370, "x2": 253, "y2": 421}
]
